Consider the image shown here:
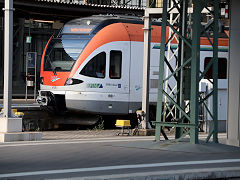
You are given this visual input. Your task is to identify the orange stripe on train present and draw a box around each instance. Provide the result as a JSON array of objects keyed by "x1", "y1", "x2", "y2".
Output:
[
  {"x1": 70, "y1": 23, "x2": 228, "y2": 77},
  {"x1": 69, "y1": 23, "x2": 165, "y2": 77},
  {"x1": 41, "y1": 22, "x2": 228, "y2": 85},
  {"x1": 40, "y1": 35, "x2": 53, "y2": 76},
  {"x1": 41, "y1": 71, "x2": 70, "y2": 86}
]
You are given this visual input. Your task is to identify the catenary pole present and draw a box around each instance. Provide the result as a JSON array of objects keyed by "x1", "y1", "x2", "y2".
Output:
[
  {"x1": 3, "y1": 0, "x2": 13, "y2": 118},
  {"x1": 141, "y1": 0, "x2": 151, "y2": 129},
  {"x1": 142, "y1": 11, "x2": 151, "y2": 129}
]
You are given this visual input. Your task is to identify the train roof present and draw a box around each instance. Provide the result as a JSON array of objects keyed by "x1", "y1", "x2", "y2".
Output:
[
  {"x1": 60, "y1": 15, "x2": 229, "y2": 40},
  {"x1": 61, "y1": 15, "x2": 161, "y2": 35},
  {"x1": 67, "y1": 15, "x2": 144, "y2": 25}
]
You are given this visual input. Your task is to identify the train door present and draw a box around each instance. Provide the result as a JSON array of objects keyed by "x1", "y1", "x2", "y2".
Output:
[{"x1": 104, "y1": 41, "x2": 130, "y2": 114}]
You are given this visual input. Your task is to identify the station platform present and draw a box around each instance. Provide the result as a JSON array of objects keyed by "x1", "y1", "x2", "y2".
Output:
[
  {"x1": 0, "y1": 131, "x2": 240, "y2": 179},
  {"x1": 41, "y1": 129, "x2": 227, "y2": 141},
  {"x1": 0, "y1": 99, "x2": 40, "y2": 111}
]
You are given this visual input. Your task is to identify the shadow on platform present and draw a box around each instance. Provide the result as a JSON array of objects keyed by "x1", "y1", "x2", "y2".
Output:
[{"x1": 111, "y1": 138, "x2": 240, "y2": 153}]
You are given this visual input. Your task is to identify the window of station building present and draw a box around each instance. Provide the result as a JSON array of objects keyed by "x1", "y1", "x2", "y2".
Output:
[
  {"x1": 109, "y1": 51, "x2": 122, "y2": 79},
  {"x1": 80, "y1": 52, "x2": 106, "y2": 78},
  {"x1": 204, "y1": 57, "x2": 227, "y2": 79}
]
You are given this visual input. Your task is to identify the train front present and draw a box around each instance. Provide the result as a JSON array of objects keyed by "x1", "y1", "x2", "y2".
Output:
[{"x1": 37, "y1": 18, "x2": 95, "y2": 114}]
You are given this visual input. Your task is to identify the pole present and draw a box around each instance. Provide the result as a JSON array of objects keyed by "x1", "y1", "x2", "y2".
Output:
[
  {"x1": 142, "y1": 12, "x2": 151, "y2": 129},
  {"x1": 3, "y1": 0, "x2": 13, "y2": 118},
  {"x1": 189, "y1": 0, "x2": 202, "y2": 144},
  {"x1": 155, "y1": 0, "x2": 168, "y2": 141},
  {"x1": 212, "y1": 0, "x2": 219, "y2": 143}
]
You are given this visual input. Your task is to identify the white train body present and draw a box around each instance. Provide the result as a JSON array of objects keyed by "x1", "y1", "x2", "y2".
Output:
[{"x1": 37, "y1": 15, "x2": 229, "y2": 121}]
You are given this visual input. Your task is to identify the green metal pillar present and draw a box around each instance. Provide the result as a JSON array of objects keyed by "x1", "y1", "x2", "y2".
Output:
[
  {"x1": 155, "y1": 0, "x2": 168, "y2": 141},
  {"x1": 212, "y1": 0, "x2": 219, "y2": 143},
  {"x1": 150, "y1": 0, "x2": 219, "y2": 144},
  {"x1": 175, "y1": 0, "x2": 188, "y2": 139},
  {"x1": 189, "y1": 0, "x2": 202, "y2": 144},
  {"x1": 205, "y1": 0, "x2": 220, "y2": 143}
]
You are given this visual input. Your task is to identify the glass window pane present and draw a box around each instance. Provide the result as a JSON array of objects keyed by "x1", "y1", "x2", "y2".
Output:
[
  {"x1": 110, "y1": 51, "x2": 122, "y2": 79},
  {"x1": 80, "y1": 52, "x2": 106, "y2": 78},
  {"x1": 44, "y1": 35, "x2": 90, "y2": 72}
]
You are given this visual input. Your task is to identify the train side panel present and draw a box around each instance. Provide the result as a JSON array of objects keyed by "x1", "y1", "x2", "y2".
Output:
[
  {"x1": 128, "y1": 41, "x2": 162, "y2": 113},
  {"x1": 65, "y1": 41, "x2": 131, "y2": 114},
  {"x1": 129, "y1": 41, "x2": 143, "y2": 112}
]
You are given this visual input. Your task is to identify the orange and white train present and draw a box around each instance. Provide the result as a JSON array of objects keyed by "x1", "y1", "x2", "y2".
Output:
[{"x1": 37, "y1": 15, "x2": 229, "y2": 125}]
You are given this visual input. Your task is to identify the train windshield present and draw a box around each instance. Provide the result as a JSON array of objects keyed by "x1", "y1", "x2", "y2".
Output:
[{"x1": 44, "y1": 35, "x2": 90, "y2": 72}]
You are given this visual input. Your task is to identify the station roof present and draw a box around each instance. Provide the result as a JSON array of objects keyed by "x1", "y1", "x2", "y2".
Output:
[
  {"x1": 0, "y1": 0, "x2": 144, "y2": 22},
  {"x1": 36, "y1": 0, "x2": 144, "y2": 10}
]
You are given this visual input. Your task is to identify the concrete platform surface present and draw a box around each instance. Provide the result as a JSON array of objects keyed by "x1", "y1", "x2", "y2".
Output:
[
  {"x1": 42, "y1": 130, "x2": 121, "y2": 140},
  {"x1": 117, "y1": 138, "x2": 240, "y2": 153},
  {"x1": 0, "y1": 99, "x2": 40, "y2": 110},
  {"x1": 0, "y1": 131, "x2": 240, "y2": 179},
  {"x1": 0, "y1": 132, "x2": 42, "y2": 142}
]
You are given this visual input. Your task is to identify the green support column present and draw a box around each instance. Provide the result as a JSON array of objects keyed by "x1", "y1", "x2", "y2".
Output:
[
  {"x1": 155, "y1": 0, "x2": 168, "y2": 141},
  {"x1": 175, "y1": 0, "x2": 188, "y2": 139},
  {"x1": 189, "y1": 0, "x2": 202, "y2": 144},
  {"x1": 151, "y1": 0, "x2": 219, "y2": 144},
  {"x1": 212, "y1": 0, "x2": 219, "y2": 143}
]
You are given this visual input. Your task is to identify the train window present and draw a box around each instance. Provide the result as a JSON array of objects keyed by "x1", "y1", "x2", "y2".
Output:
[
  {"x1": 80, "y1": 52, "x2": 106, "y2": 78},
  {"x1": 204, "y1": 57, "x2": 227, "y2": 79},
  {"x1": 110, "y1": 51, "x2": 122, "y2": 79},
  {"x1": 44, "y1": 35, "x2": 90, "y2": 72}
]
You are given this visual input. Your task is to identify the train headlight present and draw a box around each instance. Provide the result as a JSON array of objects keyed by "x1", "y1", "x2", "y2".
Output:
[
  {"x1": 65, "y1": 78, "x2": 73, "y2": 85},
  {"x1": 65, "y1": 78, "x2": 83, "y2": 86}
]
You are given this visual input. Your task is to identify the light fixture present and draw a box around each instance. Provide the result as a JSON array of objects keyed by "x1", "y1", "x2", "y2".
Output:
[{"x1": 33, "y1": 19, "x2": 55, "y2": 23}]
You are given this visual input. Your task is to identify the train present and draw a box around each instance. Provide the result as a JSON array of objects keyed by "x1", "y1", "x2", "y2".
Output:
[{"x1": 37, "y1": 15, "x2": 229, "y2": 126}]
